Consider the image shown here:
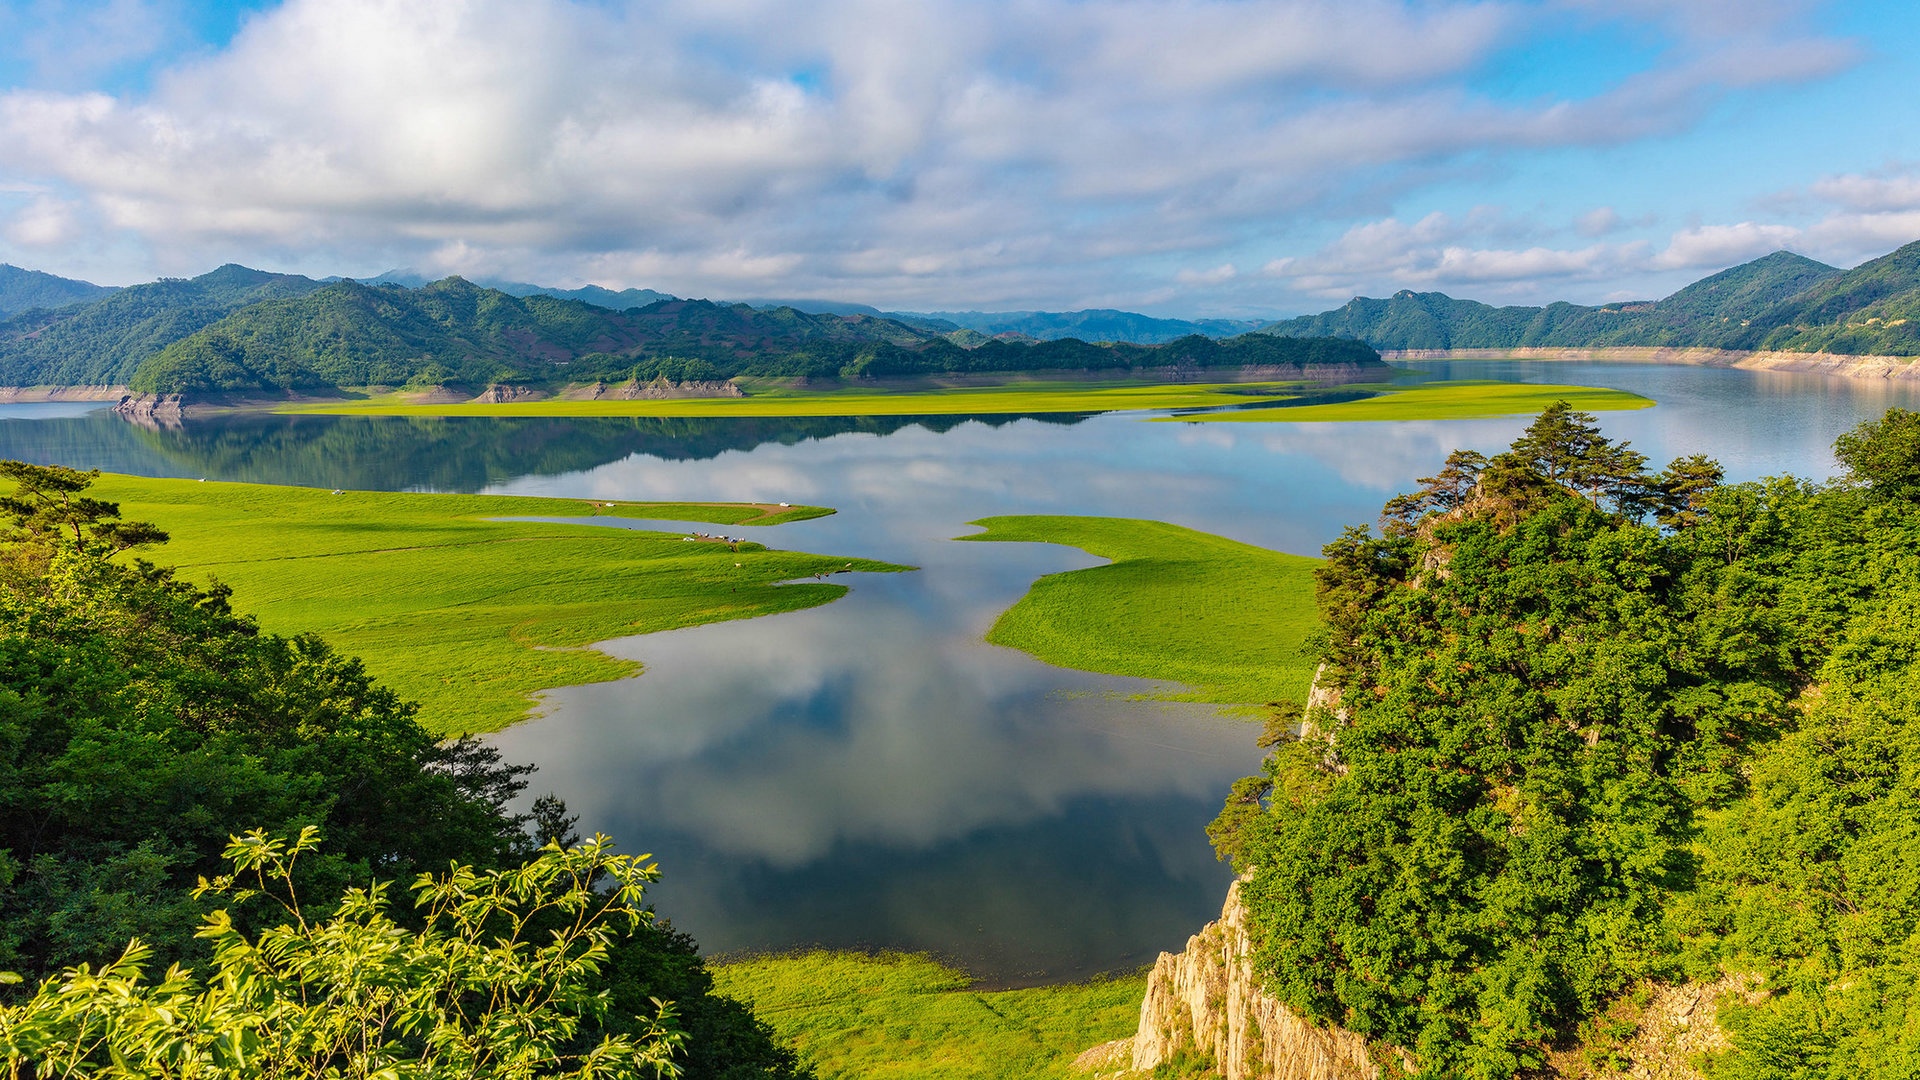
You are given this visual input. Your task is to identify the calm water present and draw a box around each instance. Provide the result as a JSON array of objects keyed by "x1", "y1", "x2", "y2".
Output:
[{"x1": 5, "y1": 362, "x2": 1915, "y2": 985}]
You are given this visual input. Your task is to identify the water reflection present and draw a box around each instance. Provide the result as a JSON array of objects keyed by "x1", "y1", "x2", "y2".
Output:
[
  {"x1": 490, "y1": 554, "x2": 1258, "y2": 984},
  {"x1": 2, "y1": 362, "x2": 1917, "y2": 983}
]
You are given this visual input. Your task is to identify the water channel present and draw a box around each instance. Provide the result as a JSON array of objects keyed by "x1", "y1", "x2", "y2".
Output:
[{"x1": 4, "y1": 361, "x2": 1915, "y2": 985}]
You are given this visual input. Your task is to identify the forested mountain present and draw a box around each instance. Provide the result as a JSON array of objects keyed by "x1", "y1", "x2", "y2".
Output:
[
  {"x1": 0, "y1": 264, "x2": 323, "y2": 386},
  {"x1": 895, "y1": 307, "x2": 1265, "y2": 343},
  {"x1": 0, "y1": 261, "x2": 1383, "y2": 393},
  {"x1": 1261, "y1": 243, "x2": 1920, "y2": 355},
  {"x1": 0, "y1": 264, "x2": 115, "y2": 318},
  {"x1": 369, "y1": 269, "x2": 678, "y2": 309}
]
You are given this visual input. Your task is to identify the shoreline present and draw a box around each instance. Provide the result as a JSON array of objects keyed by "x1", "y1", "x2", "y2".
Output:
[{"x1": 1381, "y1": 346, "x2": 1920, "y2": 381}]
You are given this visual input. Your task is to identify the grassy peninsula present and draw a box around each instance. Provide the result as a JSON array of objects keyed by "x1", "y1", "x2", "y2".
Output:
[
  {"x1": 91, "y1": 475, "x2": 905, "y2": 733},
  {"x1": 961, "y1": 516, "x2": 1321, "y2": 706},
  {"x1": 271, "y1": 377, "x2": 1651, "y2": 423},
  {"x1": 1165, "y1": 378, "x2": 1653, "y2": 423},
  {"x1": 711, "y1": 952, "x2": 1145, "y2": 1080}
]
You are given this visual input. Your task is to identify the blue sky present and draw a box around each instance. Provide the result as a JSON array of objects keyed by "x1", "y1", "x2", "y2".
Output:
[{"x1": 0, "y1": 0, "x2": 1914, "y2": 317}]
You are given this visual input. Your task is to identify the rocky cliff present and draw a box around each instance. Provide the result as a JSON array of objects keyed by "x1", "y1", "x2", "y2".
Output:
[
  {"x1": 1075, "y1": 880, "x2": 1387, "y2": 1080},
  {"x1": 1078, "y1": 879, "x2": 1757, "y2": 1080}
]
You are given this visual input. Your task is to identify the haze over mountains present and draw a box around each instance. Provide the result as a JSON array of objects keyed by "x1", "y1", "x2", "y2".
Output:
[{"x1": 5, "y1": 237, "x2": 1920, "y2": 397}]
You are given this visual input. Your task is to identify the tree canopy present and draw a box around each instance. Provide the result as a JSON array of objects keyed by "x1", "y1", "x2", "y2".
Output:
[
  {"x1": 0, "y1": 463, "x2": 810, "y2": 1079},
  {"x1": 1215, "y1": 402, "x2": 1920, "y2": 1078}
]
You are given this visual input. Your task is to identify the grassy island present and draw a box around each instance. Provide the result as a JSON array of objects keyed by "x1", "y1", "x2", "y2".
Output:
[
  {"x1": 1162, "y1": 378, "x2": 1653, "y2": 422},
  {"x1": 961, "y1": 516, "x2": 1322, "y2": 706},
  {"x1": 91, "y1": 475, "x2": 906, "y2": 733},
  {"x1": 267, "y1": 377, "x2": 1651, "y2": 423},
  {"x1": 711, "y1": 952, "x2": 1145, "y2": 1080}
]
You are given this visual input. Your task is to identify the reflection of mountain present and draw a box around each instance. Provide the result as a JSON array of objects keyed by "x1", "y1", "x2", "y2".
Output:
[{"x1": 0, "y1": 410, "x2": 1093, "y2": 491}]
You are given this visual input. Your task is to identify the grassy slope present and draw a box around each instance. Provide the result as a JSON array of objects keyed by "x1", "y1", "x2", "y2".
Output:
[
  {"x1": 270, "y1": 378, "x2": 1650, "y2": 421},
  {"x1": 710, "y1": 953, "x2": 1145, "y2": 1080},
  {"x1": 1165, "y1": 380, "x2": 1653, "y2": 423},
  {"x1": 94, "y1": 475, "x2": 904, "y2": 734},
  {"x1": 960, "y1": 516, "x2": 1322, "y2": 706}
]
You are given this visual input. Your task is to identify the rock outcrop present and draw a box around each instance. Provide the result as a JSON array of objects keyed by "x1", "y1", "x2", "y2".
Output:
[
  {"x1": 1087, "y1": 880, "x2": 1386, "y2": 1080},
  {"x1": 112, "y1": 393, "x2": 187, "y2": 429},
  {"x1": 1082, "y1": 877, "x2": 1758, "y2": 1080},
  {"x1": 472, "y1": 383, "x2": 544, "y2": 403}
]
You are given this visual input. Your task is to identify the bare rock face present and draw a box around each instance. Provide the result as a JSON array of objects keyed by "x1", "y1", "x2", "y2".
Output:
[
  {"x1": 1123, "y1": 880, "x2": 1384, "y2": 1080},
  {"x1": 111, "y1": 393, "x2": 187, "y2": 430},
  {"x1": 472, "y1": 384, "x2": 543, "y2": 403}
]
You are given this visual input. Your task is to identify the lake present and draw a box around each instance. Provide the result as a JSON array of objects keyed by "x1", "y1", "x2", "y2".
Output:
[{"x1": 4, "y1": 361, "x2": 1914, "y2": 985}]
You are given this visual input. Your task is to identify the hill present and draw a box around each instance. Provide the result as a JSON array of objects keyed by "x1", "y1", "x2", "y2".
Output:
[
  {"x1": 897, "y1": 308, "x2": 1265, "y2": 343},
  {"x1": 106, "y1": 274, "x2": 1379, "y2": 394},
  {"x1": 0, "y1": 264, "x2": 116, "y2": 319},
  {"x1": 1258, "y1": 244, "x2": 1920, "y2": 354},
  {"x1": 0, "y1": 264, "x2": 323, "y2": 386}
]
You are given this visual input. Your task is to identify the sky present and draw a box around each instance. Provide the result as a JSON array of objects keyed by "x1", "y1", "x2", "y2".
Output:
[{"x1": 0, "y1": 0, "x2": 1915, "y2": 317}]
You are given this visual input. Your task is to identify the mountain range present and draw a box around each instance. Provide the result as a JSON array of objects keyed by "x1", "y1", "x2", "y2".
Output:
[
  {"x1": 9, "y1": 236, "x2": 1920, "y2": 395},
  {"x1": 0, "y1": 268, "x2": 1378, "y2": 395},
  {"x1": 1262, "y1": 240, "x2": 1920, "y2": 356}
]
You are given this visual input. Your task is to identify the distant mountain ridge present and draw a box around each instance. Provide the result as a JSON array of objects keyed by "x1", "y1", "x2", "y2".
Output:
[
  {"x1": 893, "y1": 308, "x2": 1265, "y2": 344},
  {"x1": 1261, "y1": 243, "x2": 1920, "y2": 356},
  {"x1": 0, "y1": 265, "x2": 1381, "y2": 395},
  {"x1": 0, "y1": 264, "x2": 118, "y2": 319}
]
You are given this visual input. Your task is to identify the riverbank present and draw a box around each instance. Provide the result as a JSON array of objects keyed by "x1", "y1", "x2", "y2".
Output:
[
  {"x1": 960, "y1": 516, "x2": 1322, "y2": 706},
  {"x1": 93, "y1": 475, "x2": 905, "y2": 733},
  {"x1": 241, "y1": 376, "x2": 1650, "y2": 422},
  {"x1": 0, "y1": 384, "x2": 129, "y2": 401},
  {"x1": 1382, "y1": 345, "x2": 1920, "y2": 380},
  {"x1": 710, "y1": 952, "x2": 1145, "y2": 1080}
]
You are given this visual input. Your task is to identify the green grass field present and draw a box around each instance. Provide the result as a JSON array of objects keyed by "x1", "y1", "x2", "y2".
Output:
[
  {"x1": 710, "y1": 952, "x2": 1146, "y2": 1080},
  {"x1": 269, "y1": 378, "x2": 1650, "y2": 422},
  {"x1": 92, "y1": 475, "x2": 905, "y2": 734},
  {"x1": 1166, "y1": 379, "x2": 1652, "y2": 422},
  {"x1": 960, "y1": 516, "x2": 1322, "y2": 706}
]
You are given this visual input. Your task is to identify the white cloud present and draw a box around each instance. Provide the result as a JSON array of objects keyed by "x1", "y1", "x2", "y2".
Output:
[
  {"x1": 3, "y1": 193, "x2": 77, "y2": 247},
  {"x1": 0, "y1": 0, "x2": 1869, "y2": 306},
  {"x1": 1652, "y1": 222, "x2": 1802, "y2": 269},
  {"x1": 1575, "y1": 206, "x2": 1621, "y2": 237},
  {"x1": 1175, "y1": 263, "x2": 1237, "y2": 285}
]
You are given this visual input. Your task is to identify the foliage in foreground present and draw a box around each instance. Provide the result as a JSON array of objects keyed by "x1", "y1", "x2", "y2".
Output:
[
  {"x1": 0, "y1": 463, "x2": 811, "y2": 1079},
  {"x1": 0, "y1": 828, "x2": 684, "y2": 1078},
  {"x1": 1212, "y1": 404, "x2": 1920, "y2": 1078},
  {"x1": 710, "y1": 952, "x2": 1146, "y2": 1080}
]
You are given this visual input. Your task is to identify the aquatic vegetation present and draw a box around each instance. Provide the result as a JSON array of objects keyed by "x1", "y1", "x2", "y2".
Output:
[
  {"x1": 712, "y1": 951, "x2": 1145, "y2": 1080},
  {"x1": 961, "y1": 515, "x2": 1322, "y2": 706},
  {"x1": 91, "y1": 473, "x2": 903, "y2": 733}
]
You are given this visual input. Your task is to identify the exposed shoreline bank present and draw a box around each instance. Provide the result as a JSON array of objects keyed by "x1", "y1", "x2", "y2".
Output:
[{"x1": 1382, "y1": 345, "x2": 1920, "y2": 381}]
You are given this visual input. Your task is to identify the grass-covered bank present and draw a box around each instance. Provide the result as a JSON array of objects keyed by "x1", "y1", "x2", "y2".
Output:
[
  {"x1": 961, "y1": 516, "x2": 1322, "y2": 706},
  {"x1": 1164, "y1": 378, "x2": 1653, "y2": 423},
  {"x1": 92, "y1": 475, "x2": 906, "y2": 733},
  {"x1": 266, "y1": 376, "x2": 1652, "y2": 422},
  {"x1": 711, "y1": 952, "x2": 1146, "y2": 1080}
]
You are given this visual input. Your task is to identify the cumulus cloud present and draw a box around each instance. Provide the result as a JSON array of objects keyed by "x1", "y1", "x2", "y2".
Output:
[
  {"x1": 3, "y1": 193, "x2": 77, "y2": 247},
  {"x1": 1652, "y1": 222, "x2": 1802, "y2": 269},
  {"x1": 1263, "y1": 209, "x2": 1654, "y2": 300},
  {"x1": 0, "y1": 0, "x2": 1869, "y2": 305}
]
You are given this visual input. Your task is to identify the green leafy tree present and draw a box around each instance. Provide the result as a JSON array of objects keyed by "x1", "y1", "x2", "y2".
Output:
[
  {"x1": 0, "y1": 828, "x2": 686, "y2": 1079},
  {"x1": 1833, "y1": 405, "x2": 1920, "y2": 502}
]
